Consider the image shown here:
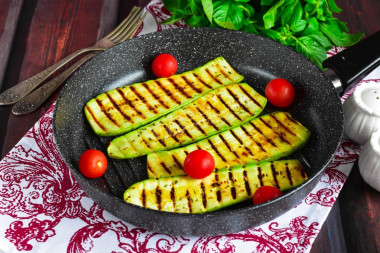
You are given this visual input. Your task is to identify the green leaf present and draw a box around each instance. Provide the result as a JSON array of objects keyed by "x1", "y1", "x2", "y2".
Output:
[
  {"x1": 201, "y1": 0, "x2": 214, "y2": 23},
  {"x1": 239, "y1": 3, "x2": 255, "y2": 18},
  {"x1": 282, "y1": 0, "x2": 302, "y2": 26},
  {"x1": 160, "y1": 11, "x2": 184, "y2": 25},
  {"x1": 302, "y1": 17, "x2": 319, "y2": 35},
  {"x1": 261, "y1": 0, "x2": 277, "y2": 6},
  {"x1": 263, "y1": 0, "x2": 285, "y2": 29},
  {"x1": 213, "y1": 0, "x2": 244, "y2": 30},
  {"x1": 291, "y1": 19, "x2": 307, "y2": 32},
  {"x1": 327, "y1": 0, "x2": 342, "y2": 13},
  {"x1": 320, "y1": 19, "x2": 364, "y2": 47},
  {"x1": 294, "y1": 35, "x2": 327, "y2": 68},
  {"x1": 162, "y1": 0, "x2": 180, "y2": 12},
  {"x1": 186, "y1": 15, "x2": 211, "y2": 27},
  {"x1": 214, "y1": 19, "x2": 235, "y2": 29},
  {"x1": 241, "y1": 19, "x2": 259, "y2": 34}
]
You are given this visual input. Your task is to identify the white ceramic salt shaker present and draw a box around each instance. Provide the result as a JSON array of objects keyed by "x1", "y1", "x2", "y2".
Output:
[
  {"x1": 359, "y1": 130, "x2": 380, "y2": 191},
  {"x1": 343, "y1": 82, "x2": 380, "y2": 145}
]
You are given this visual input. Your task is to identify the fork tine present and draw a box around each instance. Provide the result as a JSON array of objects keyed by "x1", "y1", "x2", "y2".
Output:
[
  {"x1": 109, "y1": 8, "x2": 145, "y2": 43},
  {"x1": 123, "y1": 12, "x2": 147, "y2": 40},
  {"x1": 108, "y1": 7, "x2": 143, "y2": 41},
  {"x1": 106, "y1": 6, "x2": 140, "y2": 39}
]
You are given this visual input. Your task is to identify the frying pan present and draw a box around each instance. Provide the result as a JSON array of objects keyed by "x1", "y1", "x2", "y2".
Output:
[{"x1": 53, "y1": 28, "x2": 380, "y2": 236}]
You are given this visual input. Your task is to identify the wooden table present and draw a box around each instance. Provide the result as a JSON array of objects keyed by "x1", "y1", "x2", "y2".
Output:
[{"x1": 0, "y1": 1, "x2": 379, "y2": 252}]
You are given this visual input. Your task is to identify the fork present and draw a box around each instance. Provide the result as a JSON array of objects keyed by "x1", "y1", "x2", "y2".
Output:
[
  {"x1": 12, "y1": 10, "x2": 147, "y2": 115},
  {"x1": 0, "y1": 6, "x2": 145, "y2": 106}
]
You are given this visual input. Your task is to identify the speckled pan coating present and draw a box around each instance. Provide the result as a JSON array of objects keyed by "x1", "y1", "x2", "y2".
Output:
[{"x1": 53, "y1": 27, "x2": 343, "y2": 236}]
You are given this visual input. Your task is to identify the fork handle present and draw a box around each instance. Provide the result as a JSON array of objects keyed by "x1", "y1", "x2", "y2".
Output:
[
  {"x1": 0, "y1": 47, "x2": 104, "y2": 106},
  {"x1": 12, "y1": 51, "x2": 100, "y2": 115}
]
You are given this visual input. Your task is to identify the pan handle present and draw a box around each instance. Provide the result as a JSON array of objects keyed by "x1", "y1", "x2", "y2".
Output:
[{"x1": 322, "y1": 30, "x2": 380, "y2": 93}]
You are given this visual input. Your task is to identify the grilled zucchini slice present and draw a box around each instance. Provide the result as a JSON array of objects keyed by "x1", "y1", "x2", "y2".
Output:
[
  {"x1": 85, "y1": 57, "x2": 244, "y2": 136},
  {"x1": 124, "y1": 160, "x2": 308, "y2": 213},
  {"x1": 108, "y1": 83, "x2": 267, "y2": 159},
  {"x1": 147, "y1": 112, "x2": 310, "y2": 179}
]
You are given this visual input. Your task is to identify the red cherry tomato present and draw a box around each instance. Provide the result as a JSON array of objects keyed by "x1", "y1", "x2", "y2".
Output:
[
  {"x1": 265, "y1": 78, "x2": 295, "y2": 107},
  {"x1": 152, "y1": 53, "x2": 178, "y2": 78},
  {"x1": 184, "y1": 150, "x2": 215, "y2": 179},
  {"x1": 253, "y1": 186, "x2": 283, "y2": 205},
  {"x1": 79, "y1": 149, "x2": 108, "y2": 178}
]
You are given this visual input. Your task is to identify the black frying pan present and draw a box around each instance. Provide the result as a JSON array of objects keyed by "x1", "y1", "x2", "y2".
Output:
[{"x1": 53, "y1": 28, "x2": 380, "y2": 236}]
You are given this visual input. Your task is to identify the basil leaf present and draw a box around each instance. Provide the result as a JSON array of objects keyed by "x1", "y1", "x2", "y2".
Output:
[
  {"x1": 201, "y1": 0, "x2": 214, "y2": 23},
  {"x1": 241, "y1": 19, "x2": 259, "y2": 34},
  {"x1": 160, "y1": 11, "x2": 184, "y2": 25},
  {"x1": 291, "y1": 19, "x2": 307, "y2": 32},
  {"x1": 327, "y1": 0, "x2": 342, "y2": 13},
  {"x1": 263, "y1": 0, "x2": 285, "y2": 29},
  {"x1": 295, "y1": 35, "x2": 327, "y2": 68},
  {"x1": 320, "y1": 19, "x2": 363, "y2": 47},
  {"x1": 213, "y1": 0, "x2": 244, "y2": 30},
  {"x1": 162, "y1": 0, "x2": 180, "y2": 12},
  {"x1": 186, "y1": 15, "x2": 211, "y2": 27}
]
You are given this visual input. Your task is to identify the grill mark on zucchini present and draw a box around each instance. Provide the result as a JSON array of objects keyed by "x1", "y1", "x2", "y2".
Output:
[
  {"x1": 257, "y1": 166, "x2": 264, "y2": 187},
  {"x1": 85, "y1": 105, "x2": 107, "y2": 131},
  {"x1": 152, "y1": 130, "x2": 167, "y2": 147},
  {"x1": 206, "y1": 101, "x2": 231, "y2": 126},
  {"x1": 170, "y1": 186, "x2": 175, "y2": 207},
  {"x1": 192, "y1": 73, "x2": 212, "y2": 89},
  {"x1": 270, "y1": 162, "x2": 280, "y2": 188},
  {"x1": 163, "y1": 125, "x2": 180, "y2": 143},
  {"x1": 243, "y1": 170, "x2": 252, "y2": 196},
  {"x1": 186, "y1": 190, "x2": 192, "y2": 213},
  {"x1": 208, "y1": 139, "x2": 227, "y2": 162},
  {"x1": 200, "y1": 183, "x2": 207, "y2": 209},
  {"x1": 147, "y1": 165, "x2": 157, "y2": 178},
  {"x1": 195, "y1": 107, "x2": 219, "y2": 131},
  {"x1": 156, "y1": 188, "x2": 162, "y2": 210},
  {"x1": 96, "y1": 99, "x2": 120, "y2": 127},
  {"x1": 285, "y1": 112, "x2": 301, "y2": 125},
  {"x1": 241, "y1": 125, "x2": 266, "y2": 153},
  {"x1": 215, "y1": 174, "x2": 221, "y2": 202},
  {"x1": 160, "y1": 162, "x2": 171, "y2": 175},
  {"x1": 142, "y1": 82, "x2": 169, "y2": 109},
  {"x1": 226, "y1": 88, "x2": 252, "y2": 114},
  {"x1": 249, "y1": 122, "x2": 277, "y2": 147},
  {"x1": 174, "y1": 119, "x2": 193, "y2": 140},
  {"x1": 270, "y1": 114, "x2": 297, "y2": 136},
  {"x1": 205, "y1": 68, "x2": 222, "y2": 84},
  {"x1": 230, "y1": 130, "x2": 243, "y2": 145},
  {"x1": 260, "y1": 118, "x2": 292, "y2": 146},
  {"x1": 154, "y1": 80, "x2": 181, "y2": 104},
  {"x1": 172, "y1": 155, "x2": 184, "y2": 170},
  {"x1": 130, "y1": 86, "x2": 158, "y2": 114},
  {"x1": 217, "y1": 94, "x2": 242, "y2": 121},
  {"x1": 219, "y1": 134, "x2": 239, "y2": 159},
  {"x1": 186, "y1": 114, "x2": 206, "y2": 135},
  {"x1": 181, "y1": 76, "x2": 202, "y2": 93},
  {"x1": 239, "y1": 85, "x2": 263, "y2": 108},
  {"x1": 116, "y1": 88, "x2": 145, "y2": 118},
  {"x1": 229, "y1": 172, "x2": 237, "y2": 199},
  {"x1": 216, "y1": 63, "x2": 233, "y2": 81},
  {"x1": 142, "y1": 189, "x2": 146, "y2": 207},
  {"x1": 285, "y1": 162, "x2": 294, "y2": 186},
  {"x1": 105, "y1": 93, "x2": 132, "y2": 123},
  {"x1": 142, "y1": 138, "x2": 152, "y2": 150},
  {"x1": 300, "y1": 166, "x2": 307, "y2": 179},
  {"x1": 168, "y1": 78, "x2": 191, "y2": 99}
]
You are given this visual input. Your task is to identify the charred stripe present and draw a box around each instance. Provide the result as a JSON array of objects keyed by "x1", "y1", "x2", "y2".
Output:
[
  {"x1": 207, "y1": 101, "x2": 231, "y2": 126},
  {"x1": 142, "y1": 189, "x2": 146, "y2": 207},
  {"x1": 105, "y1": 93, "x2": 132, "y2": 122},
  {"x1": 205, "y1": 68, "x2": 222, "y2": 84},
  {"x1": 147, "y1": 165, "x2": 157, "y2": 178},
  {"x1": 219, "y1": 134, "x2": 239, "y2": 159},
  {"x1": 257, "y1": 166, "x2": 264, "y2": 187},
  {"x1": 285, "y1": 113, "x2": 301, "y2": 125},
  {"x1": 196, "y1": 107, "x2": 219, "y2": 131},
  {"x1": 229, "y1": 172, "x2": 237, "y2": 199},
  {"x1": 85, "y1": 105, "x2": 106, "y2": 131},
  {"x1": 243, "y1": 170, "x2": 252, "y2": 196},
  {"x1": 186, "y1": 190, "x2": 192, "y2": 213},
  {"x1": 172, "y1": 155, "x2": 184, "y2": 170},
  {"x1": 217, "y1": 94, "x2": 242, "y2": 121},
  {"x1": 142, "y1": 138, "x2": 152, "y2": 150},
  {"x1": 156, "y1": 188, "x2": 162, "y2": 210},
  {"x1": 249, "y1": 122, "x2": 277, "y2": 147},
  {"x1": 160, "y1": 162, "x2": 171, "y2": 175},
  {"x1": 208, "y1": 139, "x2": 227, "y2": 162},
  {"x1": 192, "y1": 73, "x2": 213, "y2": 89},
  {"x1": 174, "y1": 119, "x2": 193, "y2": 139},
  {"x1": 154, "y1": 80, "x2": 181, "y2": 104},
  {"x1": 216, "y1": 63, "x2": 233, "y2": 81},
  {"x1": 116, "y1": 88, "x2": 145, "y2": 118},
  {"x1": 152, "y1": 130, "x2": 167, "y2": 148},
  {"x1": 163, "y1": 125, "x2": 180, "y2": 143},
  {"x1": 168, "y1": 78, "x2": 191, "y2": 99},
  {"x1": 230, "y1": 130, "x2": 243, "y2": 145},
  {"x1": 186, "y1": 114, "x2": 206, "y2": 135},
  {"x1": 200, "y1": 182, "x2": 207, "y2": 209},
  {"x1": 270, "y1": 162, "x2": 280, "y2": 188},
  {"x1": 142, "y1": 82, "x2": 169, "y2": 109},
  {"x1": 215, "y1": 174, "x2": 221, "y2": 202},
  {"x1": 270, "y1": 114, "x2": 297, "y2": 136},
  {"x1": 170, "y1": 186, "x2": 175, "y2": 209},
  {"x1": 241, "y1": 125, "x2": 266, "y2": 153},
  {"x1": 181, "y1": 75, "x2": 202, "y2": 93},
  {"x1": 130, "y1": 86, "x2": 158, "y2": 114},
  {"x1": 285, "y1": 163, "x2": 294, "y2": 186},
  {"x1": 238, "y1": 85, "x2": 263, "y2": 108},
  {"x1": 96, "y1": 99, "x2": 120, "y2": 127},
  {"x1": 226, "y1": 88, "x2": 252, "y2": 114}
]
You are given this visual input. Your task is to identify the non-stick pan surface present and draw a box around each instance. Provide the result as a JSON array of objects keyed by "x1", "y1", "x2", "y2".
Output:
[{"x1": 53, "y1": 27, "x2": 343, "y2": 236}]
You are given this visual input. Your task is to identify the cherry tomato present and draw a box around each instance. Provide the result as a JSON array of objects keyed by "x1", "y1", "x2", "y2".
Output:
[
  {"x1": 79, "y1": 149, "x2": 108, "y2": 178},
  {"x1": 253, "y1": 186, "x2": 283, "y2": 205},
  {"x1": 184, "y1": 150, "x2": 215, "y2": 179},
  {"x1": 264, "y1": 78, "x2": 295, "y2": 107},
  {"x1": 152, "y1": 53, "x2": 178, "y2": 78}
]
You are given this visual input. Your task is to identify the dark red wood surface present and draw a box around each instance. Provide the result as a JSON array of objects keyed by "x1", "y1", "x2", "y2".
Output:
[{"x1": 0, "y1": 1, "x2": 379, "y2": 252}]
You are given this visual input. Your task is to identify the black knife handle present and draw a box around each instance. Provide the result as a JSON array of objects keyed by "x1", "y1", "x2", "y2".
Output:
[{"x1": 322, "y1": 30, "x2": 380, "y2": 90}]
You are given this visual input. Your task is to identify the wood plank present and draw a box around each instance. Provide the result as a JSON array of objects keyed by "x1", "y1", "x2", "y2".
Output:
[
  {"x1": 0, "y1": 0, "x2": 23, "y2": 88},
  {"x1": 0, "y1": 0, "x2": 111, "y2": 157}
]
